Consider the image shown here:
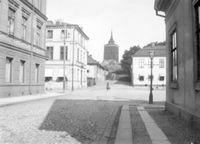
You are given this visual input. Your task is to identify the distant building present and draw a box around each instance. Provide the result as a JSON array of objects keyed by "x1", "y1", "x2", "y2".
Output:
[
  {"x1": 104, "y1": 32, "x2": 119, "y2": 62},
  {"x1": 155, "y1": 0, "x2": 200, "y2": 129},
  {"x1": 132, "y1": 45, "x2": 166, "y2": 87},
  {"x1": 45, "y1": 20, "x2": 89, "y2": 90},
  {"x1": 87, "y1": 55, "x2": 107, "y2": 86},
  {"x1": 0, "y1": 0, "x2": 47, "y2": 97}
]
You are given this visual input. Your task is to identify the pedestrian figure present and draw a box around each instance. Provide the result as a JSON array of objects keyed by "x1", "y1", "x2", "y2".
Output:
[{"x1": 106, "y1": 82, "x2": 110, "y2": 90}]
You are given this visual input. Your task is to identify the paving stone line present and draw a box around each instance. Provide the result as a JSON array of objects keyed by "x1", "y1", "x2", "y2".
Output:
[
  {"x1": 137, "y1": 106, "x2": 171, "y2": 144},
  {"x1": 115, "y1": 105, "x2": 133, "y2": 144}
]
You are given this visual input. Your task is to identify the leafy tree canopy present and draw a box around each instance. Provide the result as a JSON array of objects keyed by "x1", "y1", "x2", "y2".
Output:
[
  {"x1": 120, "y1": 46, "x2": 141, "y2": 75},
  {"x1": 143, "y1": 41, "x2": 166, "y2": 48}
]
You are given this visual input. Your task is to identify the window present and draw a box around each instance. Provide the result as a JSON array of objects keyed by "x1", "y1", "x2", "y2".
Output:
[
  {"x1": 60, "y1": 46, "x2": 68, "y2": 60},
  {"x1": 148, "y1": 75, "x2": 154, "y2": 81},
  {"x1": 22, "y1": 16, "x2": 27, "y2": 40},
  {"x1": 195, "y1": 1, "x2": 200, "y2": 81},
  {"x1": 148, "y1": 59, "x2": 151, "y2": 68},
  {"x1": 77, "y1": 69, "x2": 79, "y2": 81},
  {"x1": 77, "y1": 48, "x2": 79, "y2": 61},
  {"x1": 19, "y1": 60, "x2": 25, "y2": 83},
  {"x1": 35, "y1": 64, "x2": 39, "y2": 83},
  {"x1": 80, "y1": 50, "x2": 82, "y2": 62},
  {"x1": 36, "y1": 21, "x2": 42, "y2": 46},
  {"x1": 139, "y1": 76, "x2": 144, "y2": 81},
  {"x1": 139, "y1": 59, "x2": 144, "y2": 68},
  {"x1": 8, "y1": 8, "x2": 15, "y2": 35},
  {"x1": 45, "y1": 77, "x2": 52, "y2": 82},
  {"x1": 159, "y1": 59, "x2": 164, "y2": 68},
  {"x1": 61, "y1": 30, "x2": 67, "y2": 39},
  {"x1": 5, "y1": 57, "x2": 13, "y2": 83},
  {"x1": 171, "y1": 30, "x2": 178, "y2": 82},
  {"x1": 159, "y1": 76, "x2": 165, "y2": 81},
  {"x1": 47, "y1": 47, "x2": 54, "y2": 60},
  {"x1": 47, "y1": 30, "x2": 53, "y2": 39}
]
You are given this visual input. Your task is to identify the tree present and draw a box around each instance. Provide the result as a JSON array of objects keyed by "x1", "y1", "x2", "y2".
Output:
[
  {"x1": 120, "y1": 46, "x2": 141, "y2": 76},
  {"x1": 143, "y1": 41, "x2": 166, "y2": 48}
]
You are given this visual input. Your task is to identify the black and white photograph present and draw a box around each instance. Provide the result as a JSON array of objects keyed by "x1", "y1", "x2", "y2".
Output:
[{"x1": 0, "y1": 0, "x2": 200, "y2": 143}]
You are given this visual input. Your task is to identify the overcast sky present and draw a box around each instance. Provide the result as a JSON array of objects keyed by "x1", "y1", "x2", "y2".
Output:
[{"x1": 47, "y1": 0, "x2": 165, "y2": 62}]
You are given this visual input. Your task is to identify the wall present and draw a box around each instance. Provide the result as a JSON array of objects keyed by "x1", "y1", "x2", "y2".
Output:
[
  {"x1": 45, "y1": 25, "x2": 88, "y2": 90},
  {"x1": 0, "y1": 0, "x2": 47, "y2": 97},
  {"x1": 165, "y1": 0, "x2": 197, "y2": 110},
  {"x1": 132, "y1": 57, "x2": 166, "y2": 86}
]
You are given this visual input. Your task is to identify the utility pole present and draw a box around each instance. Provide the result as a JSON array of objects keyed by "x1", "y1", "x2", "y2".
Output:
[
  {"x1": 71, "y1": 26, "x2": 75, "y2": 91},
  {"x1": 63, "y1": 24, "x2": 67, "y2": 92}
]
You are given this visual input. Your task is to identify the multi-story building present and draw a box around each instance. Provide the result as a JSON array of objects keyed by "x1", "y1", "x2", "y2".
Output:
[
  {"x1": 87, "y1": 54, "x2": 107, "y2": 86},
  {"x1": 132, "y1": 45, "x2": 166, "y2": 87},
  {"x1": 45, "y1": 21, "x2": 89, "y2": 90},
  {"x1": 0, "y1": 0, "x2": 47, "y2": 97},
  {"x1": 104, "y1": 32, "x2": 119, "y2": 62},
  {"x1": 154, "y1": 0, "x2": 200, "y2": 129}
]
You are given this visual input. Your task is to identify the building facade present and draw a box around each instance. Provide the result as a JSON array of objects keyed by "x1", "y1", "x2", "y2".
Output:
[
  {"x1": 155, "y1": 0, "x2": 200, "y2": 128},
  {"x1": 0, "y1": 0, "x2": 47, "y2": 97},
  {"x1": 132, "y1": 46, "x2": 166, "y2": 87},
  {"x1": 104, "y1": 32, "x2": 119, "y2": 62},
  {"x1": 87, "y1": 54, "x2": 107, "y2": 86},
  {"x1": 45, "y1": 21, "x2": 89, "y2": 90}
]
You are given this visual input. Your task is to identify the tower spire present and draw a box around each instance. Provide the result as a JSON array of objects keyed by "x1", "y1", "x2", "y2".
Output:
[{"x1": 109, "y1": 30, "x2": 115, "y2": 44}]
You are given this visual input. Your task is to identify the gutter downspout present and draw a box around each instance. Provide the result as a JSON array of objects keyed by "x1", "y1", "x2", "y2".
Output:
[{"x1": 156, "y1": 10, "x2": 166, "y2": 18}]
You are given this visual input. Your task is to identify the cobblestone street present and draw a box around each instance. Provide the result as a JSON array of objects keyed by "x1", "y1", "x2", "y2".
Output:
[{"x1": 0, "y1": 81, "x2": 165, "y2": 144}]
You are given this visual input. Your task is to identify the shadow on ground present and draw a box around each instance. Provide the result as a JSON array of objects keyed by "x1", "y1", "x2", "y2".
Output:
[
  {"x1": 114, "y1": 80, "x2": 132, "y2": 86},
  {"x1": 39, "y1": 100, "x2": 125, "y2": 144}
]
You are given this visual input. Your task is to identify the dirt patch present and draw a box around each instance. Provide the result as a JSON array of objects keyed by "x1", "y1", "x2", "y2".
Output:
[{"x1": 148, "y1": 109, "x2": 200, "y2": 144}]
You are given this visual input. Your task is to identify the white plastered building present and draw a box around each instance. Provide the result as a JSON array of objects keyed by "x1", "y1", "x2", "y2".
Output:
[
  {"x1": 132, "y1": 45, "x2": 166, "y2": 87},
  {"x1": 45, "y1": 21, "x2": 89, "y2": 90}
]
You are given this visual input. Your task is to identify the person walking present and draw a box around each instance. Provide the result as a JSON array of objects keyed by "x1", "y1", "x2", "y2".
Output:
[{"x1": 106, "y1": 82, "x2": 110, "y2": 90}]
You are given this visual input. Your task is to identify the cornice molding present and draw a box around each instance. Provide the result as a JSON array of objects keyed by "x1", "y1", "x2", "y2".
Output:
[
  {"x1": 19, "y1": 0, "x2": 47, "y2": 20},
  {"x1": 0, "y1": 41, "x2": 46, "y2": 59},
  {"x1": 166, "y1": 0, "x2": 180, "y2": 20},
  {"x1": 0, "y1": 30, "x2": 45, "y2": 52}
]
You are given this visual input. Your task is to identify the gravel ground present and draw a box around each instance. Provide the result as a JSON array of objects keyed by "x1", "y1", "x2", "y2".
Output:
[
  {"x1": 0, "y1": 99, "x2": 125, "y2": 144},
  {"x1": 148, "y1": 109, "x2": 200, "y2": 144},
  {"x1": 129, "y1": 106, "x2": 152, "y2": 144}
]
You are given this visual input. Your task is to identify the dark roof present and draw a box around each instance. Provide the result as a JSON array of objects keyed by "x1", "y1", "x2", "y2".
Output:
[
  {"x1": 87, "y1": 55, "x2": 105, "y2": 70},
  {"x1": 133, "y1": 45, "x2": 166, "y2": 57}
]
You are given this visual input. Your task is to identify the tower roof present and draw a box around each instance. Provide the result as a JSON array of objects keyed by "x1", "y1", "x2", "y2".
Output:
[{"x1": 108, "y1": 31, "x2": 115, "y2": 44}]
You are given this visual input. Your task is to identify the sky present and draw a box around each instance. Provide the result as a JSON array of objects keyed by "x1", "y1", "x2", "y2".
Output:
[{"x1": 46, "y1": 0, "x2": 165, "y2": 62}]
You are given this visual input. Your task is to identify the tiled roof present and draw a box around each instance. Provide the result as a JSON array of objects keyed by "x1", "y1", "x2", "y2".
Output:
[
  {"x1": 87, "y1": 55, "x2": 99, "y2": 64},
  {"x1": 133, "y1": 45, "x2": 166, "y2": 57},
  {"x1": 87, "y1": 55, "x2": 105, "y2": 70}
]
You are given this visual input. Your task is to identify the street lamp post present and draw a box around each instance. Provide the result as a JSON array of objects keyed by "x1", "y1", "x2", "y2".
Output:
[
  {"x1": 71, "y1": 27, "x2": 75, "y2": 91},
  {"x1": 149, "y1": 51, "x2": 154, "y2": 104},
  {"x1": 63, "y1": 24, "x2": 67, "y2": 92}
]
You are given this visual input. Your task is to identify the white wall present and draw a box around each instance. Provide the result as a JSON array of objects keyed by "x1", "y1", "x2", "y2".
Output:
[
  {"x1": 132, "y1": 56, "x2": 166, "y2": 86},
  {"x1": 45, "y1": 25, "x2": 88, "y2": 89}
]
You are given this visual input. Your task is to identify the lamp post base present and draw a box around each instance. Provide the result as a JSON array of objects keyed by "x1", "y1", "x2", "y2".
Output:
[{"x1": 149, "y1": 92, "x2": 153, "y2": 104}]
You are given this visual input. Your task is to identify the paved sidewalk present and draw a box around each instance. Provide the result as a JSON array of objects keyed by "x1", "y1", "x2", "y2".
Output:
[
  {"x1": 0, "y1": 91, "x2": 71, "y2": 107},
  {"x1": 115, "y1": 105, "x2": 133, "y2": 144},
  {"x1": 137, "y1": 106, "x2": 171, "y2": 144}
]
